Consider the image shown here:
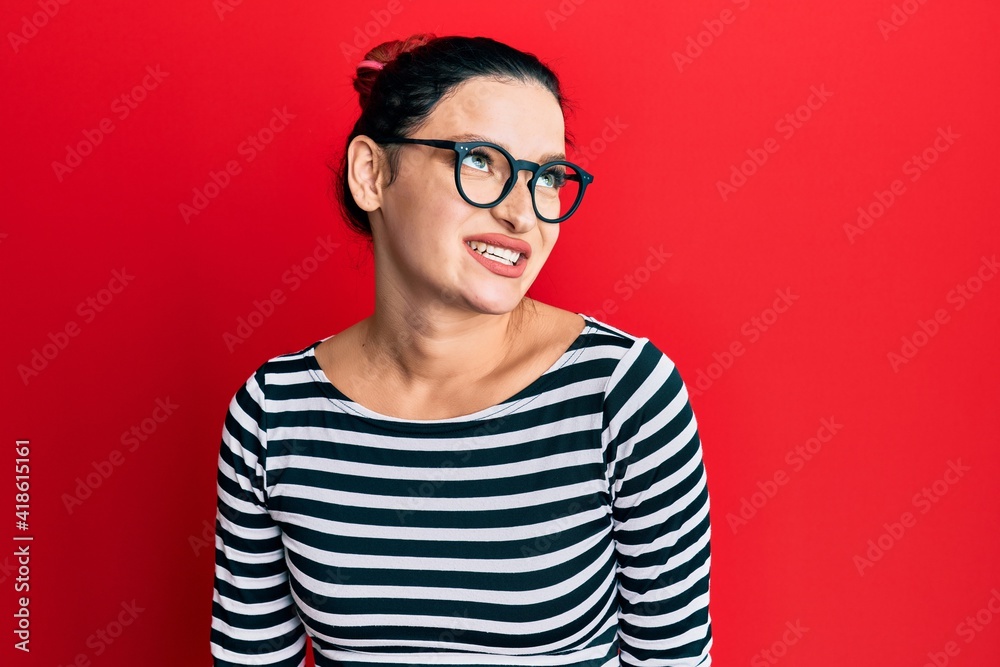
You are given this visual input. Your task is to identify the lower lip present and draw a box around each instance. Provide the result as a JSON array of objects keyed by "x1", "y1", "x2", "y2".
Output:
[{"x1": 464, "y1": 242, "x2": 527, "y2": 278}]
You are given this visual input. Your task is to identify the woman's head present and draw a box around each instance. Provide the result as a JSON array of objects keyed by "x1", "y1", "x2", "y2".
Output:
[
  {"x1": 335, "y1": 34, "x2": 577, "y2": 239},
  {"x1": 334, "y1": 34, "x2": 580, "y2": 319}
]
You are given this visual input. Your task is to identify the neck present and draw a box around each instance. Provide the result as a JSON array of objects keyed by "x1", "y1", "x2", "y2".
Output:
[{"x1": 359, "y1": 292, "x2": 531, "y2": 390}]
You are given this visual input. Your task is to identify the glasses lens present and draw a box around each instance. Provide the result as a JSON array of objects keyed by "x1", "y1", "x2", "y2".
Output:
[
  {"x1": 458, "y1": 145, "x2": 511, "y2": 206},
  {"x1": 533, "y1": 163, "x2": 583, "y2": 222}
]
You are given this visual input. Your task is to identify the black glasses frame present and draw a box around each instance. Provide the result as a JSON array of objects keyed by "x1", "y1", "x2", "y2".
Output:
[{"x1": 368, "y1": 136, "x2": 594, "y2": 223}]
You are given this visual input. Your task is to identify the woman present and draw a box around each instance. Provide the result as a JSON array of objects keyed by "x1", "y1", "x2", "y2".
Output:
[{"x1": 211, "y1": 34, "x2": 712, "y2": 667}]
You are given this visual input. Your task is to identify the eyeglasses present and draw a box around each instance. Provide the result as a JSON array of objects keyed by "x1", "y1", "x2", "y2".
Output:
[{"x1": 368, "y1": 136, "x2": 594, "y2": 223}]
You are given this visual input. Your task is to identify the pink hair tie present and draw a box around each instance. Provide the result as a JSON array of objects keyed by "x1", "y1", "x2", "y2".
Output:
[{"x1": 358, "y1": 59, "x2": 385, "y2": 71}]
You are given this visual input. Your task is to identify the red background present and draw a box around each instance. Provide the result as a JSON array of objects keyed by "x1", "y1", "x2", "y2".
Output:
[{"x1": 3, "y1": 0, "x2": 999, "y2": 665}]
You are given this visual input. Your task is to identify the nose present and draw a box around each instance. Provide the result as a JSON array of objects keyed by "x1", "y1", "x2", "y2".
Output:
[{"x1": 491, "y1": 169, "x2": 538, "y2": 232}]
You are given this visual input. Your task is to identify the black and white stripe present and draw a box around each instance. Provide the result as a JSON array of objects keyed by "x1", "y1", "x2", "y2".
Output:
[{"x1": 211, "y1": 315, "x2": 712, "y2": 667}]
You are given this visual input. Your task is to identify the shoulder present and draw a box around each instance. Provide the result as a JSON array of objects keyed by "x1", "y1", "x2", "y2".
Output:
[
  {"x1": 526, "y1": 299, "x2": 647, "y2": 356},
  {"x1": 229, "y1": 338, "x2": 327, "y2": 407},
  {"x1": 576, "y1": 312, "x2": 678, "y2": 371},
  {"x1": 571, "y1": 314, "x2": 690, "y2": 405},
  {"x1": 527, "y1": 301, "x2": 688, "y2": 400}
]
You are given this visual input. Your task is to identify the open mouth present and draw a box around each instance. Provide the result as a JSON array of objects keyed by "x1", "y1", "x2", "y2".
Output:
[{"x1": 465, "y1": 240, "x2": 522, "y2": 266}]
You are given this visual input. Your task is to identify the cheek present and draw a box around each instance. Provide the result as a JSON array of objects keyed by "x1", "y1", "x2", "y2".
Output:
[
  {"x1": 383, "y1": 172, "x2": 471, "y2": 253},
  {"x1": 384, "y1": 168, "x2": 444, "y2": 220},
  {"x1": 540, "y1": 224, "x2": 560, "y2": 252}
]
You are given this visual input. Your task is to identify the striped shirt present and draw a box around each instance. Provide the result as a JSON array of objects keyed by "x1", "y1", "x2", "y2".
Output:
[{"x1": 211, "y1": 314, "x2": 712, "y2": 667}]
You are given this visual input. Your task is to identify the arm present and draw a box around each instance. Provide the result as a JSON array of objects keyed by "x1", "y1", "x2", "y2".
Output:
[
  {"x1": 604, "y1": 340, "x2": 712, "y2": 666},
  {"x1": 211, "y1": 368, "x2": 308, "y2": 667}
]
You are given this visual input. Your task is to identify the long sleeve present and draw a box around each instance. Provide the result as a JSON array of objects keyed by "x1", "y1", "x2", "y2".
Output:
[
  {"x1": 211, "y1": 368, "x2": 308, "y2": 666},
  {"x1": 604, "y1": 340, "x2": 712, "y2": 666}
]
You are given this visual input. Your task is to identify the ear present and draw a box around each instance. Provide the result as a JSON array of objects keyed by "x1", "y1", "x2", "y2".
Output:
[{"x1": 347, "y1": 135, "x2": 386, "y2": 212}]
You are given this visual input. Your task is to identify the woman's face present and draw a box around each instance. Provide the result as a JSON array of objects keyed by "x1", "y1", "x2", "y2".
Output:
[{"x1": 357, "y1": 77, "x2": 567, "y2": 318}]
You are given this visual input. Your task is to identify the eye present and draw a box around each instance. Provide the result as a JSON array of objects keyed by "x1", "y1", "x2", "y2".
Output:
[
  {"x1": 461, "y1": 150, "x2": 492, "y2": 172},
  {"x1": 537, "y1": 167, "x2": 566, "y2": 189}
]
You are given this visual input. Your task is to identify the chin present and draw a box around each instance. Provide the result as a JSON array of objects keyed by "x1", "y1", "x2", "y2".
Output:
[{"x1": 465, "y1": 291, "x2": 527, "y2": 316}]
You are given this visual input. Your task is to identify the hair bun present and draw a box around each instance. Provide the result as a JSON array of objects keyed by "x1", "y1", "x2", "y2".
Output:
[{"x1": 354, "y1": 33, "x2": 437, "y2": 109}]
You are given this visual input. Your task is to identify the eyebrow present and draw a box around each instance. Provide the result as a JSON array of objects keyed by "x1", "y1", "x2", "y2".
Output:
[{"x1": 448, "y1": 133, "x2": 567, "y2": 164}]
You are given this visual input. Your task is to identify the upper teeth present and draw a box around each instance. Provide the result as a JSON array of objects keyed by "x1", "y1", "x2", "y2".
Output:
[{"x1": 467, "y1": 241, "x2": 521, "y2": 264}]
